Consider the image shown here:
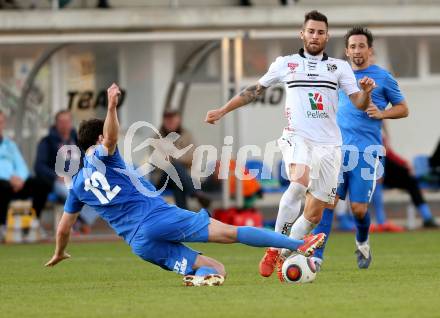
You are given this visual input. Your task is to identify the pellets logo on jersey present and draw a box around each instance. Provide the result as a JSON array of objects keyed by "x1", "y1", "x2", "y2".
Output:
[
  {"x1": 308, "y1": 92, "x2": 324, "y2": 110},
  {"x1": 327, "y1": 63, "x2": 337, "y2": 73},
  {"x1": 288, "y1": 63, "x2": 299, "y2": 72}
]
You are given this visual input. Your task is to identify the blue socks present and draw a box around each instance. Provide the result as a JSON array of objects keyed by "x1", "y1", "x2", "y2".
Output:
[
  {"x1": 195, "y1": 266, "x2": 218, "y2": 276},
  {"x1": 237, "y1": 226, "x2": 304, "y2": 251},
  {"x1": 311, "y1": 208, "x2": 334, "y2": 260},
  {"x1": 355, "y1": 212, "x2": 371, "y2": 243},
  {"x1": 372, "y1": 183, "x2": 386, "y2": 225},
  {"x1": 417, "y1": 203, "x2": 433, "y2": 221}
]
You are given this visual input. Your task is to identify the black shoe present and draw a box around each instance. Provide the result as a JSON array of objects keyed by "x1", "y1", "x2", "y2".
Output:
[{"x1": 423, "y1": 218, "x2": 439, "y2": 228}]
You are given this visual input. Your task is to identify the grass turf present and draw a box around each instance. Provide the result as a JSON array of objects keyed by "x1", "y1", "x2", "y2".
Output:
[{"x1": 1, "y1": 231, "x2": 439, "y2": 318}]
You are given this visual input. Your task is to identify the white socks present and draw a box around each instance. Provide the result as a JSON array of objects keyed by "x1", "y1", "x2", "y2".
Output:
[
  {"x1": 281, "y1": 215, "x2": 317, "y2": 257},
  {"x1": 356, "y1": 239, "x2": 370, "y2": 259},
  {"x1": 289, "y1": 214, "x2": 316, "y2": 240},
  {"x1": 274, "y1": 182, "x2": 307, "y2": 235},
  {"x1": 270, "y1": 182, "x2": 307, "y2": 253}
]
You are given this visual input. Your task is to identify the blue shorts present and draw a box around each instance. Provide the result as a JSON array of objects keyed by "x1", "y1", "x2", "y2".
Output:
[
  {"x1": 337, "y1": 151, "x2": 384, "y2": 203},
  {"x1": 130, "y1": 205, "x2": 211, "y2": 275}
]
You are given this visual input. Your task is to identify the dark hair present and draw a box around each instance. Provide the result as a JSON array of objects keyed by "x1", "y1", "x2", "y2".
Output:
[
  {"x1": 78, "y1": 118, "x2": 104, "y2": 151},
  {"x1": 55, "y1": 109, "x2": 71, "y2": 122},
  {"x1": 304, "y1": 10, "x2": 328, "y2": 29},
  {"x1": 344, "y1": 26, "x2": 374, "y2": 48},
  {"x1": 163, "y1": 109, "x2": 181, "y2": 118},
  {"x1": 160, "y1": 109, "x2": 182, "y2": 136}
]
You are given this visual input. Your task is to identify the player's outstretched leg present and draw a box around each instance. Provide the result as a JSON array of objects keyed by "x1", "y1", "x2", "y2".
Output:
[
  {"x1": 183, "y1": 219, "x2": 325, "y2": 287},
  {"x1": 208, "y1": 219, "x2": 326, "y2": 257}
]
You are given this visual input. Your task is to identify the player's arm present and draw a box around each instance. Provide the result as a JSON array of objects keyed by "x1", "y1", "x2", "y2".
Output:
[
  {"x1": 367, "y1": 74, "x2": 409, "y2": 119},
  {"x1": 205, "y1": 56, "x2": 283, "y2": 124},
  {"x1": 205, "y1": 83, "x2": 267, "y2": 124},
  {"x1": 45, "y1": 212, "x2": 79, "y2": 267},
  {"x1": 366, "y1": 100, "x2": 409, "y2": 120},
  {"x1": 102, "y1": 83, "x2": 121, "y2": 155},
  {"x1": 349, "y1": 76, "x2": 376, "y2": 111}
]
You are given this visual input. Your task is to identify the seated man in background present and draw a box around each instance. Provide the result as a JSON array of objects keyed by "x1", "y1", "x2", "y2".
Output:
[
  {"x1": 34, "y1": 110, "x2": 94, "y2": 234},
  {"x1": 154, "y1": 109, "x2": 210, "y2": 209},
  {"x1": 370, "y1": 136, "x2": 438, "y2": 230},
  {"x1": 0, "y1": 110, "x2": 50, "y2": 241}
]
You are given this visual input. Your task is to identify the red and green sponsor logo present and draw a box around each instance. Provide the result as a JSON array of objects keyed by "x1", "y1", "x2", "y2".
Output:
[{"x1": 308, "y1": 92, "x2": 324, "y2": 110}]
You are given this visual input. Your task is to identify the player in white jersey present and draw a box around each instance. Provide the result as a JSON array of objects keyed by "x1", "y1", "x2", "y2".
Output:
[{"x1": 205, "y1": 10, "x2": 376, "y2": 281}]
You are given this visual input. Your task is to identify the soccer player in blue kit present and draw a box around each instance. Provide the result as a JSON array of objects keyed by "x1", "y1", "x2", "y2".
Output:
[
  {"x1": 311, "y1": 26, "x2": 409, "y2": 269},
  {"x1": 45, "y1": 83, "x2": 326, "y2": 286}
]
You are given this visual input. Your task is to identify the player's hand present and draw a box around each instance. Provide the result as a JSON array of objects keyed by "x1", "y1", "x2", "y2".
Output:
[
  {"x1": 107, "y1": 83, "x2": 121, "y2": 110},
  {"x1": 366, "y1": 103, "x2": 384, "y2": 120},
  {"x1": 359, "y1": 76, "x2": 376, "y2": 94},
  {"x1": 205, "y1": 108, "x2": 225, "y2": 125},
  {"x1": 45, "y1": 252, "x2": 71, "y2": 267}
]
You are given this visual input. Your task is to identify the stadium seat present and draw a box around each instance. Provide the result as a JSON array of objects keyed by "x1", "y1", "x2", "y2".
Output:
[
  {"x1": 44, "y1": 192, "x2": 64, "y2": 234},
  {"x1": 412, "y1": 155, "x2": 439, "y2": 190},
  {"x1": 47, "y1": 192, "x2": 60, "y2": 203},
  {"x1": 245, "y1": 160, "x2": 285, "y2": 193},
  {"x1": 245, "y1": 160, "x2": 265, "y2": 180},
  {"x1": 413, "y1": 155, "x2": 430, "y2": 178}
]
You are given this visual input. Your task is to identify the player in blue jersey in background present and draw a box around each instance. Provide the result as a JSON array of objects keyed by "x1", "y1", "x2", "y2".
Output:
[
  {"x1": 45, "y1": 83, "x2": 326, "y2": 286},
  {"x1": 311, "y1": 26, "x2": 409, "y2": 270}
]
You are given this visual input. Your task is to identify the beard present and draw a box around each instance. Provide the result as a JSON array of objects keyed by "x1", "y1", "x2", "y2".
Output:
[
  {"x1": 352, "y1": 56, "x2": 365, "y2": 66},
  {"x1": 304, "y1": 41, "x2": 326, "y2": 56}
]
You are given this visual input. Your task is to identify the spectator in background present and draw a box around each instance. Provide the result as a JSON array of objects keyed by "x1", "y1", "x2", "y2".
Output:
[
  {"x1": 154, "y1": 110, "x2": 210, "y2": 210},
  {"x1": 34, "y1": 110, "x2": 92, "y2": 233},
  {"x1": 35, "y1": 110, "x2": 78, "y2": 201},
  {"x1": 370, "y1": 135, "x2": 438, "y2": 231},
  {"x1": 0, "y1": 110, "x2": 50, "y2": 241}
]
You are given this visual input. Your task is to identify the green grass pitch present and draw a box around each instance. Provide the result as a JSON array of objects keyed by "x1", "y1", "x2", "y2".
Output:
[{"x1": 1, "y1": 231, "x2": 439, "y2": 318}]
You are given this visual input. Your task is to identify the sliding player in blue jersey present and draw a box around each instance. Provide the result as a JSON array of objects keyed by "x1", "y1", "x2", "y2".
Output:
[
  {"x1": 311, "y1": 26, "x2": 409, "y2": 269},
  {"x1": 45, "y1": 83, "x2": 325, "y2": 286}
]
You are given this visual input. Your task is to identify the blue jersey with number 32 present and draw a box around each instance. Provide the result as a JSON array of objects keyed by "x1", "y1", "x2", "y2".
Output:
[{"x1": 64, "y1": 145, "x2": 167, "y2": 244}]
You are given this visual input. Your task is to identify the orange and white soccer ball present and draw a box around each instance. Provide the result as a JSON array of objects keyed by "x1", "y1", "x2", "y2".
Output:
[{"x1": 281, "y1": 254, "x2": 317, "y2": 284}]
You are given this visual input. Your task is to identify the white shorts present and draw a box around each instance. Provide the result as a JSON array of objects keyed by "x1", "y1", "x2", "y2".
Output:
[{"x1": 278, "y1": 133, "x2": 341, "y2": 204}]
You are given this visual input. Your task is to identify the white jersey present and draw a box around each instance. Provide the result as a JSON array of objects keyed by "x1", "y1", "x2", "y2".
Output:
[{"x1": 259, "y1": 48, "x2": 359, "y2": 146}]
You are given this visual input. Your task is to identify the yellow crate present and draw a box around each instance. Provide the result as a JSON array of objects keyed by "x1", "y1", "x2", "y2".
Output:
[{"x1": 5, "y1": 201, "x2": 40, "y2": 243}]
